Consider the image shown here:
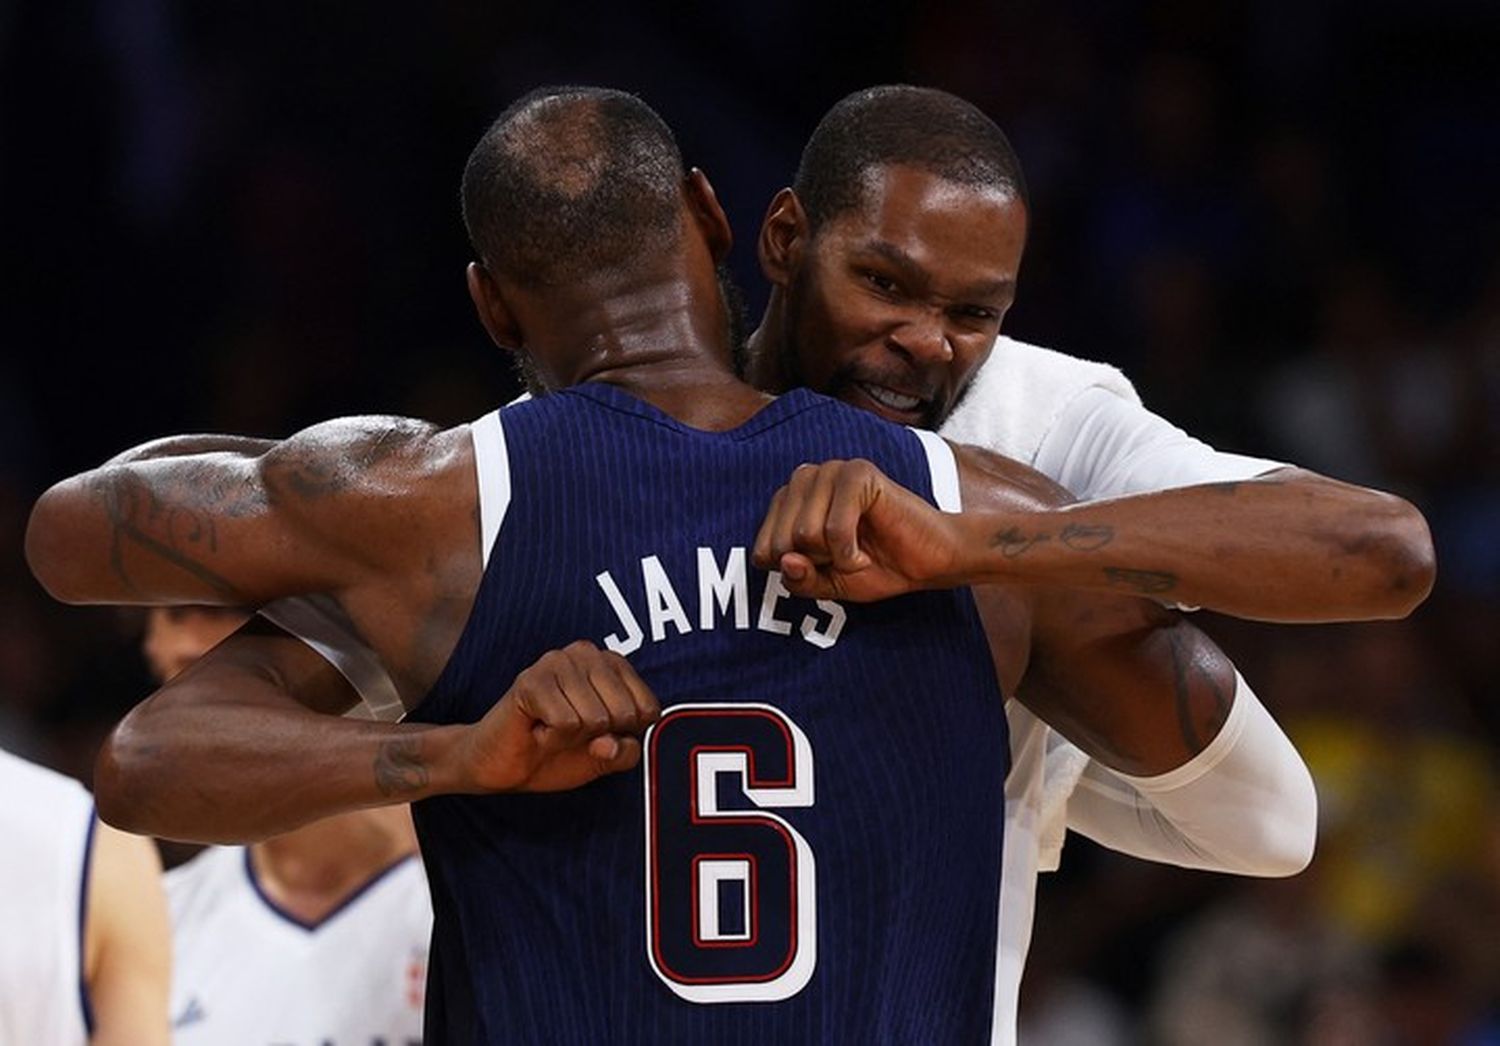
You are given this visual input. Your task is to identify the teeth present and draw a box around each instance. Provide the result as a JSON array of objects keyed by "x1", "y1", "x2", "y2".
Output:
[{"x1": 860, "y1": 383, "x2": 922, "y2": 411}]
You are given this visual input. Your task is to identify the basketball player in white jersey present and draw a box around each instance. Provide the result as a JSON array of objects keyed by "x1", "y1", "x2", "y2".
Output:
[
  {"x1": 26, "y1": 85, "x2": 1431, "y2": 1043},
  {"x1": 0, "y1": 748, "x2": 171, "y2": 1045},
  {"x1": 143, "y1": 607, "x2": 431, "y2": 1045},
  {"x1": 742, "y1": 85, "x2": 1432, "y2": 1038}
]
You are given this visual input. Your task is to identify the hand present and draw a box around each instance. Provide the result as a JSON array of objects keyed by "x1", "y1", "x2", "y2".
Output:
[
  {"x1": 751, "y1": 459, "x2": 964, "y2": 602},
  {"x1": 456, "y1": 641, "x2": 660, "y2": 793}
]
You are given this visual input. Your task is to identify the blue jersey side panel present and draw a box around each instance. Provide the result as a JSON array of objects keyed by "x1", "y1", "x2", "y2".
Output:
[{"x1": 409, "y1": 384, "x2": 1009, "y2": 1045}]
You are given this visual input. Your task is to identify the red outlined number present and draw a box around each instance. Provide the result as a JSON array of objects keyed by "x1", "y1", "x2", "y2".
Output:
[{"x1": 643, "y1": 704, "x2": 816, "y2": 1003}]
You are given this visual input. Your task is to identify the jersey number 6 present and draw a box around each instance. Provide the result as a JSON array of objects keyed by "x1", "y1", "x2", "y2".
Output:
[{"x1": 643, "y1": 703, "x2": 817, "y2": 1004}]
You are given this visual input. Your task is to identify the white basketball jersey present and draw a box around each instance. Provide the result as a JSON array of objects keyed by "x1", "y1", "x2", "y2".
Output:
[
  {"x1": 0, "y1": 750, "x2": 95, "y2": 1046},
  {"x1": 166, "y1": 845, "x2": 431, "y2": 1045}
]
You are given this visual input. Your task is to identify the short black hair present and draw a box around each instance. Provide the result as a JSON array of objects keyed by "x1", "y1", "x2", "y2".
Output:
[
  {"x1": 461, "y1": 86, "x2": 685, "y2": 288},
  {"x1": 793, "y1": 85, "x2": 1029, "y2": 233}
]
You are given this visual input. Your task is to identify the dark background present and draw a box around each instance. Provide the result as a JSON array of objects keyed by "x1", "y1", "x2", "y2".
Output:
[{"x1": 3, "y1": 1, "x2": 1498, "y2": 1040}]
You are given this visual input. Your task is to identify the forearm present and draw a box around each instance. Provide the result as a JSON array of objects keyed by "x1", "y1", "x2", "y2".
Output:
[
  {"x1": 95, "y1": 666, "x2": 469, "y2": 843},
  {"x1": 952, "y1": 470, "x2": 1435, "y2": 621},
  {"x1": 1064, "y1": 673, "x2": 1317, "y2": 876}
]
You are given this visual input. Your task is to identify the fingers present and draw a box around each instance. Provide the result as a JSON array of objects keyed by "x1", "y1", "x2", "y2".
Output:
[
  {"x1": 586, "y1": 734, "x2": 643, "y2": 775},
  {"x1": 516, "y1": 641, "x2": 656, "y2": 750},
  {"x1": 754, "y1": 460, "x2": 880, "y2": 574}
]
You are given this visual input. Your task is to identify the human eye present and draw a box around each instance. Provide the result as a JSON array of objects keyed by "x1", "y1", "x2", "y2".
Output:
[
  {"x1": 951, "y1": 304, "x2": 999, "y2": 324},
  {"x1": 859, "y1": 270, "x2": 900, "y2": 296}
]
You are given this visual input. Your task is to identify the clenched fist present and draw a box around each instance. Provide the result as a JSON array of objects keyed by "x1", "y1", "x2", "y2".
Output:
[
  {"x1": 752, "y1": 459, "x2": 967, "y2": 602},
  {"x1": 452, "y1": 640, "x2": 661, "y2": 793}
]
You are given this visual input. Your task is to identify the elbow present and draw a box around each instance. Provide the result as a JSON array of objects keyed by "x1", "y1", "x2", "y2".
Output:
[
  {"x1": 1248, "y1": 764, "x2": 1319, "y2": 878},
  {"x1": 93, "y1": 706, "x2": 167, "y2": 836},
  {"x1": 1367, "y1": 494, "x2": 1437, "y2": 619},
  {"x1": 25, "y1": 481, "x2": 94, "y2": 604}
]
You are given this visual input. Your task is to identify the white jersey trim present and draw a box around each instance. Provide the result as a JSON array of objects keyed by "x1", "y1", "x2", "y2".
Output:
[
  {"x1": 258, "y1": 596, "x2": 405, "y2": 722},
  {"x1": 908, "y1": 428, "x2": 962, "y2": 512},
  {"x1": 470, "y1": 410, "x2": 511, "y2": 568}
]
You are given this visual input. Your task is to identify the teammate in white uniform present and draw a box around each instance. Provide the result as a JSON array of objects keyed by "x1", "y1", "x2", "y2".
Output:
[
  {"x1": 942, "y1": 337, "x2": 1316, "y2": 1034},
  {"x1": 742, "y1": 86, "x2": 1426, "y2": 1044},
  {"x1": 166, "y1": 835, "x2": 429, "y2": 1045},
  {"x1": 0, "y1": 749, "x2": 172, "y2": 1046},
  {"x1": 142, "y1": 608, "x2": 432, "y2": 1046}
]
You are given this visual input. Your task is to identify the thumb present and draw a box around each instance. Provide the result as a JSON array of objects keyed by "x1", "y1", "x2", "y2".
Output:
[{"x1": 588, "y1": 734, "x2": 642, "y2": 776}]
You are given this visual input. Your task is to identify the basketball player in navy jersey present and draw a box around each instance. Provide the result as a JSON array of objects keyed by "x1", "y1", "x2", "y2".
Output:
[{"x1": 26, "y1": 87, "x2": 1431, "y2": 1043}]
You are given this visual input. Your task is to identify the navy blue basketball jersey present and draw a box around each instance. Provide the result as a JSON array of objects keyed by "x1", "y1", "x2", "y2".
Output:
[{"x1": 410, "y1": 383, "x2": 1010, "y2": 1045}]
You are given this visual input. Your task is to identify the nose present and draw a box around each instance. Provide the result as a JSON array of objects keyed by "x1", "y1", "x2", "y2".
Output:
[{"x1": 887, "y1": 307, "x2": 953, "y2": 366}]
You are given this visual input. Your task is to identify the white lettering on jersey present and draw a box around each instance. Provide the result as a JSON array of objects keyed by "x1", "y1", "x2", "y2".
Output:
[
  {"x1": 642, "y1": 555, "x2": 692, "y2": 642},
  {"x1": 800, "y1": 600, "x2": 847, "y2": 649},
  {"x1": 597, "y1": 570, "x2": 645, "y2": 655},
  {"x1": 596, "y1": 551, "x2": 842, "y2": 653},
  {"x1": 757, "y1": 570, "x2": 795, "y2": 636},
  {"x1": 697, "y1": 547, "x2": 749, "y2": 630}
]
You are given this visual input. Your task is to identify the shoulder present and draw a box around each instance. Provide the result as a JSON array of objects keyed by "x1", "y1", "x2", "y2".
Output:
[
  {"x1": 164, "y1": 846, "x2": 243, "y2": 922},
  {"x1": 261, "y1": 416, "x2": 469, "y2": 500},
  {"x1": 941, "y1": 336, "x2": 1141, "y2": 465},
  {"x1": 0, "y1": 748, "x2": 90, "y2": 801},
  {"x1": 0, "y1": 752, "x2": 91, "y2": 841}
]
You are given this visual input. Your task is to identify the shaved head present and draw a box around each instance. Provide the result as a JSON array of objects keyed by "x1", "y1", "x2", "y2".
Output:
[{"x1": 461, "y1": 86, "x2": 686, "y2": 288}]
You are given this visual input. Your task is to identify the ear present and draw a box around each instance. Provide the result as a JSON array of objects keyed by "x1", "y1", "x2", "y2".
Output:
[
  {"x1": 684, "y1": 167, "x2": 733, "y2": 265},
  {"x1": 758, "y1": 188, "x2": 808, "y2": 288},
  {"x1": 466, "y1": 262, "x2": 522, "y2": 349}
]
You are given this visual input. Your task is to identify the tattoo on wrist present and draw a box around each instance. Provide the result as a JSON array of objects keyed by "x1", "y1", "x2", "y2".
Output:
[
  {"x1": 374, "y1": 737, "x2": 429, "y2": 797},
  {"x1": 1103, "y1": 567, "x2": 1178, "y2": 594},
  {"x1": 991, "y1": 527, "x2": 1051, "y2": 558},
  {"x1": 1059, "y1": 523, "x2": 1114, "y2": 551}
]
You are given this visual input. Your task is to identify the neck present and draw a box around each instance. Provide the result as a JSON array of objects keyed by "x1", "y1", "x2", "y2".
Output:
[
  {"x1": 535, "y1": 270, "x2": 771, "y2": 430},
  {"x1": 745, "y1": 288, "x2": 793, "y2": 394},
  {"x1": 249, "y1": 808, "x2": 417, "y2": 924}
]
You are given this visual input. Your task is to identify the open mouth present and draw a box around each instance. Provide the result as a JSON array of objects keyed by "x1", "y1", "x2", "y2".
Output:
[{"x1": 854, "y1": 381, "x2": 929, "y2": 421}]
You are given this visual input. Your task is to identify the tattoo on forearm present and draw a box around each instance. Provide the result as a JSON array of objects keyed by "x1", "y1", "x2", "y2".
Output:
[
  {"x1": 93, "y1": 471, "x2": 246, "y2": 599},
  {"x1": 374, "y1": 737, "x2": 429, "y2": 797},
  {"x1": 991, "y1": 527, "x2": 1051, "y2": 558},
  {"x1": 1059, "y1": 523, "x2": 1114, "y2": 551},
  {"x1": 1103, "y1": 567, "x2": 1178, "y2": 594}
]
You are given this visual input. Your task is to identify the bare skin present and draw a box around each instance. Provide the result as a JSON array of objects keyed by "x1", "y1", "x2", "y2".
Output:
[
  {"x1": 744, "y1": 163, "x2": 1434, "y2": 622},
  {"x1": 24, "y1": 103, "x2": 1429, "y2": 843},
  {"x1": 85, "y1": 820, "x2": 172, "y2": 1046},
  {"x1": 144, "y1": 607, "x2": 421, "y2": 920}
]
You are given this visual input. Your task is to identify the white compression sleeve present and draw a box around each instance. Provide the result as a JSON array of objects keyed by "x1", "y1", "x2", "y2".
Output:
[{"x1": 1063, "y1": 672, "x2": 1317, "y2": 876}]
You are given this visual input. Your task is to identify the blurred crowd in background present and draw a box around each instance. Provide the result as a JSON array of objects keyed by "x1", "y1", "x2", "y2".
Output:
[{"x1": 2, "y1": 1, "x2": 1497, "y2": 1042}]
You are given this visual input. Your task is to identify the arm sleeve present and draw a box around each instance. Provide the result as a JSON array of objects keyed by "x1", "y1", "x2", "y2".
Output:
[
  {"x1": 1035, "y1": 387, "x2": 1287, "y2": 500},
  {"x1": 1062, "y1": 672, "x2": 1318, "y2": 876}
]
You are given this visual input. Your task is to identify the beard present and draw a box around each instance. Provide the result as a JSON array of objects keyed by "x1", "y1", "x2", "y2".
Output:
[
  {"x1": 509, "y1": 349, "x2": 548, "y2": 398},
  {"x1": 718, "y1": 263, "x2": 751, "y2": 378}
]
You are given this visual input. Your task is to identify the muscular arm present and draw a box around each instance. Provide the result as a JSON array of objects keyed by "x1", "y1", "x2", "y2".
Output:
[
  {"x1": 954, "y1": 449, "x2": 1434, "y2": 622},
  {"x1": 24, "y1": 416, "x2": 461, "y2": 608},
  {"x1": 755, "y1": 449, "x2": 1433, "y2": 622},
  {"x1": 84, "y1": 820, "x2": 172, "y2": 1046},
  {"x1": 95, "y1": 620, "x2": 656, "y2": 843},
  {"x1": 1061, "y1": 673, "x2": 1316, "y2": 876}
]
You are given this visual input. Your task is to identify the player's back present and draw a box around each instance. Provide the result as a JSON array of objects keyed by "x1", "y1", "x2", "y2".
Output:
[
  {"x1": 0, "y1": 749, "x2": 95, "y2": 1046},
  {"x1": 410, "y1": 384, "x2": 1011, "y2": 1045}
]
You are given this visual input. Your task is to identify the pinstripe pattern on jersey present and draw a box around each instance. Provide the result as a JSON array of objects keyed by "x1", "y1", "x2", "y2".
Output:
[{"x1": 410, "y1": 384, "x2": 1009, "y2": 1045}]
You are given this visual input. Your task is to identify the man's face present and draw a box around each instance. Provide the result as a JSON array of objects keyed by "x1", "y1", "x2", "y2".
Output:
[{"x1": 781, "y1": 165, "x2": 1026, "y2": 429}]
